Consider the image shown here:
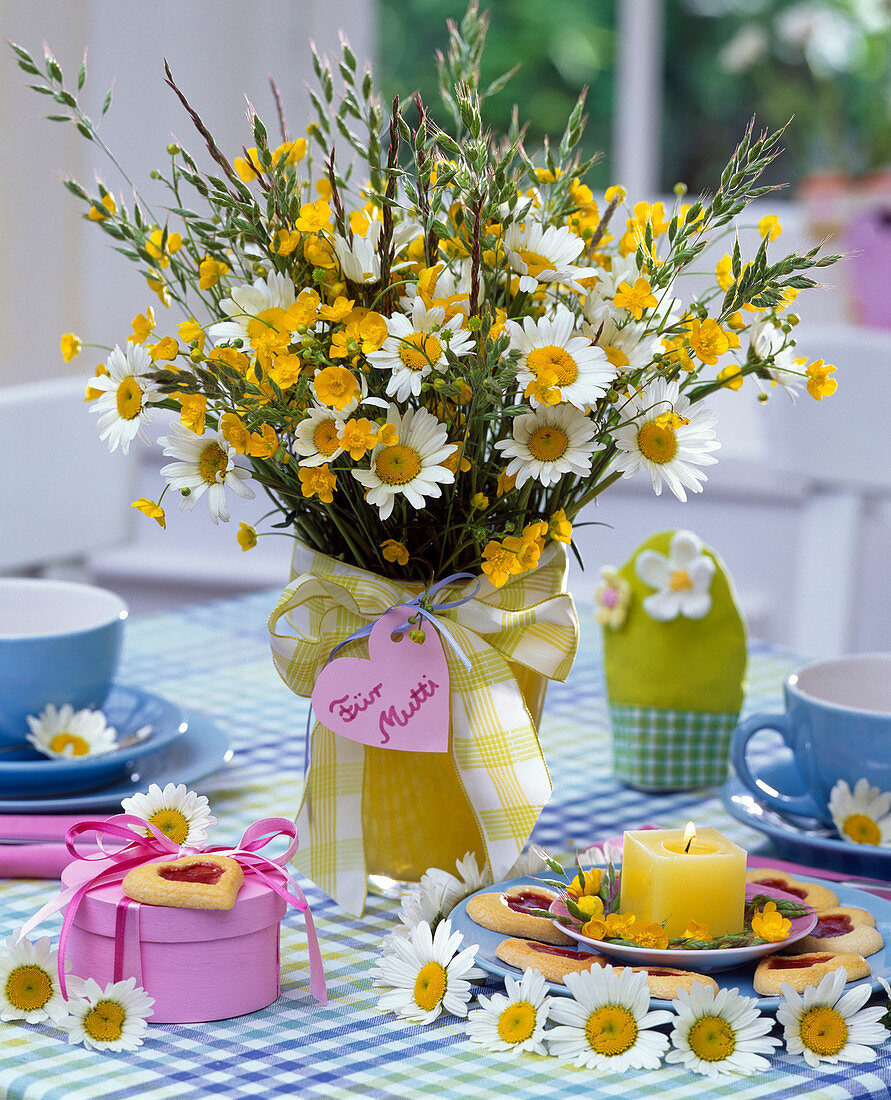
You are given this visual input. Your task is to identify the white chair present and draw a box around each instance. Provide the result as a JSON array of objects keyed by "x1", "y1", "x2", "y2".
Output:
[
  {"x1": 762, "y1": 322, "x2": 891, "y2": 655},
  {"x1": 0, "y1": 376, "x2": 138, "y2": 579}
]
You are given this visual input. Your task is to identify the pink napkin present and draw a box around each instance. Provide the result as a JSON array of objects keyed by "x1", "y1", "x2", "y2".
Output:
[
  {"x1": 0, "y1": 843, "x2": 100, "y2": 879},
  {"x1": 0, "y1": 813, "x2": 102, "y2": 842}
]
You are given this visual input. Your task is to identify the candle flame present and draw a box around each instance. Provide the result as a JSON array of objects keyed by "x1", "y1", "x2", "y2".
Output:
[{"x1": 683, "y1": 821, "x2": 696, "y2": 853}]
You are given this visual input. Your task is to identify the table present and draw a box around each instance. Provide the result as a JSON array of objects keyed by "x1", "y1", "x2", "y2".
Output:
[{"x1": 1, "y1": 591, "x2": 888, "y2": 1099}]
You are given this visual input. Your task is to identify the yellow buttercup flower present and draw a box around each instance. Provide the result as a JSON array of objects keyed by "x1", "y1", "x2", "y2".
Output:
[
  {"x1": 273, "y1": 139, "x2": 307, "y2": 166},
  {"x1": 295, "y1": 200, "x2": 331, "y2": 234},
  {"x1": 298, "y1": 463, "x2": 337, "y2": 503},
  {"x1": 234, "y1": 147, "x2": 262, "y2": 181},
  {"x1": 715, "y1": 254, "x2": 733, "y2": 292},
  {"x1": 237, "y1": 522, "x2": 257, "y2": 551},
  {"x1": 145, "y1": 228, "x2": 182, "y2": 268},
  {"x1": 199, "y1": 256, "x2": 229, "y2": 290},
  {"x1": 84, "y1": 362, "x2": 109, "y2": 401},
  {"x1": 751, "y1": 901, "x2": 791, "y2": 943},
  {"x1": 149, "y1": 336, "x2": 179, "y2": 362},
  {"x1": 318, "y1": 296, "x2": 355, "y2": 323},
  {"x1": 604, "y1": 184, "x2": 627, "y2": 203},
  {"x1": 60, "y1": 332, "x2": 82, "y2": 362},
  {"x1": 313, "y1": 365, "x2": 360, "y2": 410},
  {"x1": 574, "y1": 895, "x2": 605, "y2": 920},
  {"x1": 480, "y1": 537, "x2": 526, "y2": 588},
  {"x1": 381, "y1": 539, "x2": 410, "y2": 567},
  {"x1": 496, "y1": 471, "x2": 516, "y2": 497},
  {"x1": 624, "y1": 921, "x2": 669, "y2": 949},
  {"x1": 566, "y1": 867, "x2": 602, "y2": 899},
  {"x1": 581, "y1": 911, "x2": 635, "y2": 942},
  {"x1": 686, "y1": 318, "x2": 730, "y2": 365},
  {"x1": 176, "y1": 393, "x2": 206, "y2": 436},
  {"x1": 178, "y1": 317, "x2": 205, "y2": 350},
  {"x1": 758, "y1": 214, "x2": 782, "y2": 241},
  {"x1": 806, "y1": 359, "x2": 837, "y2": 400},
  {"x1": 246, "y1": 423, "x2": 279, "y2": 458},
  {"x1": 272, "y1": 229, "x2": 302, "y2": 256},
  {"x1": 88, "y1": 193, "x2": 116, "y2": 221},
  {"x1": 550, "y1": 508, "x2": 572, "y2": 543},
  {"x1": 683, "y1": 918, "x2": 710, "y2": 940},
  {"x1": 614, "y1": 277, "x2": 657, "y2": 320},
  {"x1": 131, "y1": 498, "x2": 166, "y2": 528},
  {"x1": 717, "y1": 364, "x2": 744, "y2": 390},
  {"x1": 128, "y1": 308, "x2": 156, "y2": 345}
]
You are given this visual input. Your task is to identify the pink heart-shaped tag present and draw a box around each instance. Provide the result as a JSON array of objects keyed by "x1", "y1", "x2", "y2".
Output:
[{"x1": 310, "y1": 608, "x2": 450, "y2": 752}]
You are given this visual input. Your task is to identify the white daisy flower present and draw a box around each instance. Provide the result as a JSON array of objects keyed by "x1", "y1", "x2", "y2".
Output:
[
  {"x1": 467, "y1": 968, "x2": 553, "y2": 1055},
  {"x1": 89, "y1": 343, "x2": 162, "y2": 455},
  {"x1": 208, "y1": 270, "x2": 296, "y2": 346},
  {"x1": 506, "y1": 306, "x2": 614, "y2": 410},
  {"x1": 63, "y1": 976, "x2": 154, "y2": 1052},
  {"x1": 634, "y1": 530, "x2": 715, "y2": 621},
  {"x1": 292, "y1": 404, "x2": 345, "y2": 466},
  {"x1": 26, "y1": 703, "x2": 118, "y2": 758},
  {"x1": 581, "y1": 300, "x2": 662, "y2": 373},
  {"x1": 372, "y1": 919, "x2": 485, "y2": 1025},
  {"x1": 0, "y1": 934, "x2": 69, "y2": 1024},
  {"x1": 352, "y1": 405, "x2": 454, "y2": 520},
  {"x1": 367, "y1": 299, "x2": 474, "y2": 402},
  {"x1": 495, "y1": 404, "x2": 598, "y2": 489},
  {"x1": 159, "y1": 422, "x2": 254, "y2": 524},
  {"x1": 331, "y1": 226, "x2": 381, "y2": 285},
  {"x1": 399, "y1": 260, "x2": 480, "y2": 318},
  {"x1": 612, "y1": 378, "x2": 720, "y2": 501},
  {"x1": 547, "y1": 964, "x2": 673, "y2": 1071},
  {"x1": 666, "y1": 982, "x2": 781, "y2": 1077},
  {"x1": 420, "y1": 851, "x2": 492, "y2": 919},
  {"x1": 120, "y1": 782, "x2": 217, "y2": 846},
  {"x1": 505, "y1": 220, "x2": 598, "y2": 293},
  {"x1": 828, "y1": 778, "x2": 891, "y2": 847},
  {"x1": 777, "y1": 967, "x2": 890, "y2": 1067}
]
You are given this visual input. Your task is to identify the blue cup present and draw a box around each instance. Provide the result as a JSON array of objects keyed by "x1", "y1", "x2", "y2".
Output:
[
  {"x1": 0, "y1": 578, "x2": 128, "y2": 744},
  {"x1": 731, "y1": 653, "x2": 891, "y2": 822}
]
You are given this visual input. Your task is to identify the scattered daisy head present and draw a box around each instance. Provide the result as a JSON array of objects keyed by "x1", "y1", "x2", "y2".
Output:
[
  {"x1": 373, "y1": 919, "x2": 484, "y2": 1025},
  {"x1": 120, "y1": 782, "x2": 217, "y2": 846},
  {"x1": 634, "y1": 530, "x2": 715, "y2": 622},
  {"x1": 495, "y1": 404, "x2": 597, "y2": 489},
  {"x1": 292, "y1": 404, "x2": 345, "y2": 466},
  {"x1": 352, "y1": 404, "x2": 454, "y2": 520},
  {"x1": 506, "y1": 307, "x2": 614, "y2": 410},
  {"x1": 26, "y1": 703, "x2": 118, "y2": 758},
  {"x1": 159, "y1": 422, "x2": 254, "y2": 524},
  {"x1": 88, "y1": 343, "x2": 161, "y2": 455},
  {"x1": 418, "y1": 850, "x2": 491, "y2": 922},
  {"x1": 828, "y1": 778, "x2": 891, "y2": 847},
  {"x1": 467, "y1": 967, "x2": 553, "y2": 1055},
  {"x1": 208, "y1": 271, "x2": 296, "y2": 347},
  {"x1": 666, "y1": 981, "x2": 780, "y2": 1078},
  {"x1": 367, "y1": 298, "x2": 474, "y2": 402},
  {"x1": 547, "y1": 964, "x2": 673, "y2": 1071},
  {"x1": 0, "y1": 934, "x2": 69, "y2": 1024},
  {"x1": 594, "y1": 565, "x2": 632, "y2": 630},
  {"x1": 611, "y1": 378, "x2": 720, "y2": 501},
  {"x1": 505, "y1": 220, "x2": 597, "y2": 293},
  {"x1": 777, "y1": 967, "x2": 889, "y2": 1068},
  {"x1": 63, "y1": 976, "x2": 154, "y2": 1052}
]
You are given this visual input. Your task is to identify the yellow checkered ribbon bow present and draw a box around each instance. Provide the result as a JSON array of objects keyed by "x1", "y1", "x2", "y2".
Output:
[{"x1": 268, "y1": 542, "x2": 579, "y2": 914}]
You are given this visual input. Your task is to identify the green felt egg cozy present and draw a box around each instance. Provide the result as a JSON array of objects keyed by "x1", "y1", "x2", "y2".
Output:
[{"x1": 600, "y1": 530, "x2": 747, "y2": 790}]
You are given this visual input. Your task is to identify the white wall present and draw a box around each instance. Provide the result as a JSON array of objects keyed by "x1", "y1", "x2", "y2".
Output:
[{"x1": 0, "y1": 0, "x2": 376, "y2": 388}]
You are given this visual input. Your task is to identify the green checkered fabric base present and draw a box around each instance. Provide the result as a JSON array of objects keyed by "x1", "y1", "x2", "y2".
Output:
[{"x1": 609, "y1": 703, "x2": 738, "y2": 791}]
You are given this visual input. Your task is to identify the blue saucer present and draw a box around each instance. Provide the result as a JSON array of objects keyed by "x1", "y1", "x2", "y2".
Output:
[
  {"x1": 0, "y1": 705, "x2": 231, "y2": 811},
  {"x1": 0, "y1": 686, "x2": 187, "y2": 797},
  {"x1": 722, "y1": 759, "x2": 891, "y2": 880}
]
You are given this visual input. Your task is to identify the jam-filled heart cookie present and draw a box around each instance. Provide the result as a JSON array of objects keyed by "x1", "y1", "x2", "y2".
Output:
[
  {"x1": 753, "y1": 950, "x2": 870, "y2": 995},
  {"x1": 630, "y1": 966, "x2": 719, "y2": 999},
  {"x1": 793, "y1": 907, "x2": 884, "y2": 957},
  {"x1": 123, "y1": 854, "x2": 244, "y2": 910},
  {"x1": 745, "y1": 868, "x2": 839, "y2": 911},
  {"x1": 466, "y1": 885, "x2": 573, "y2": 945},
  {"x1": 495, "y1": 937, "x2": 605, "y2": 983}
]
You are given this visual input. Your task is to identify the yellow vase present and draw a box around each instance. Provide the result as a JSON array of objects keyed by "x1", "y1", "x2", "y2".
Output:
[{"x1": 363, "y1": 663, "x2": 548, "y2": 883}]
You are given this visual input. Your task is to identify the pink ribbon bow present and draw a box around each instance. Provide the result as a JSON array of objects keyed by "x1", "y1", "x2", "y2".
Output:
[{"x1": 18, "y1": 814, "x2": 326, "y2": 1004}]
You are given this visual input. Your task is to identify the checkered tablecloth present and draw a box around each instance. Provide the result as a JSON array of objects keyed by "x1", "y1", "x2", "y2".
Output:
[{"x1": 1, "y1": 590, "x2": 889, "y2": 1099}]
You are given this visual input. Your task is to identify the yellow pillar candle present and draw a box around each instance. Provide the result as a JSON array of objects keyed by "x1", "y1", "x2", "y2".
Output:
[{"x1": 619, "y1": 826, "x2": 747, "y2": 939}]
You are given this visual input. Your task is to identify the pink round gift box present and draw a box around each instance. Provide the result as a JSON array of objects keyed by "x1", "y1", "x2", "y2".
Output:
[{"x1": 61, "y1": 856, "x2": 288, "y2": 1023}]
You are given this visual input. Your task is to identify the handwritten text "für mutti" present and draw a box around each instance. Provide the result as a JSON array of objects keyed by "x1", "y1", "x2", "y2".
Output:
[{"x1": 328, "y1": 676, "x2": 442, "y2": 745}]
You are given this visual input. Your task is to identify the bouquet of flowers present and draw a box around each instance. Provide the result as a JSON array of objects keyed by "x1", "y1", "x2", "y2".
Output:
[{"x1": 13, "y1": 3, "x2": 839, "y2": 585}]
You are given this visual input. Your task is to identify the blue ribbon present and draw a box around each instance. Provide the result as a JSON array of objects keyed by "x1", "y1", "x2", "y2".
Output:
[{"x1": 302, "y1": 572, "x2": 481, "y2": 770}]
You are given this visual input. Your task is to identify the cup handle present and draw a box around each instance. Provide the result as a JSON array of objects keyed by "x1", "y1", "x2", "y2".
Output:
[{"x1": 730, "y1": 712, "x2": 820, "y2": 817}]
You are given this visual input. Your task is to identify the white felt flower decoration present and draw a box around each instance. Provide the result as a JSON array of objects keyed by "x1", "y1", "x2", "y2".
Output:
[{"x1": 635, "y1": 530, "x2": 715, "y2": 621}]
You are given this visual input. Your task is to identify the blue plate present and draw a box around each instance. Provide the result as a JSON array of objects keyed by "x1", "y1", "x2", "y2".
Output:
[
  {"x1": 449, "y1": 874, "x2": 891, "y2": 1010},
  {"x1": 0, "y1": 705, "x2": 231, "y2": 811},
  {"x1": 722, "y1": 761, "x2": 891, "y2": 881}
]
